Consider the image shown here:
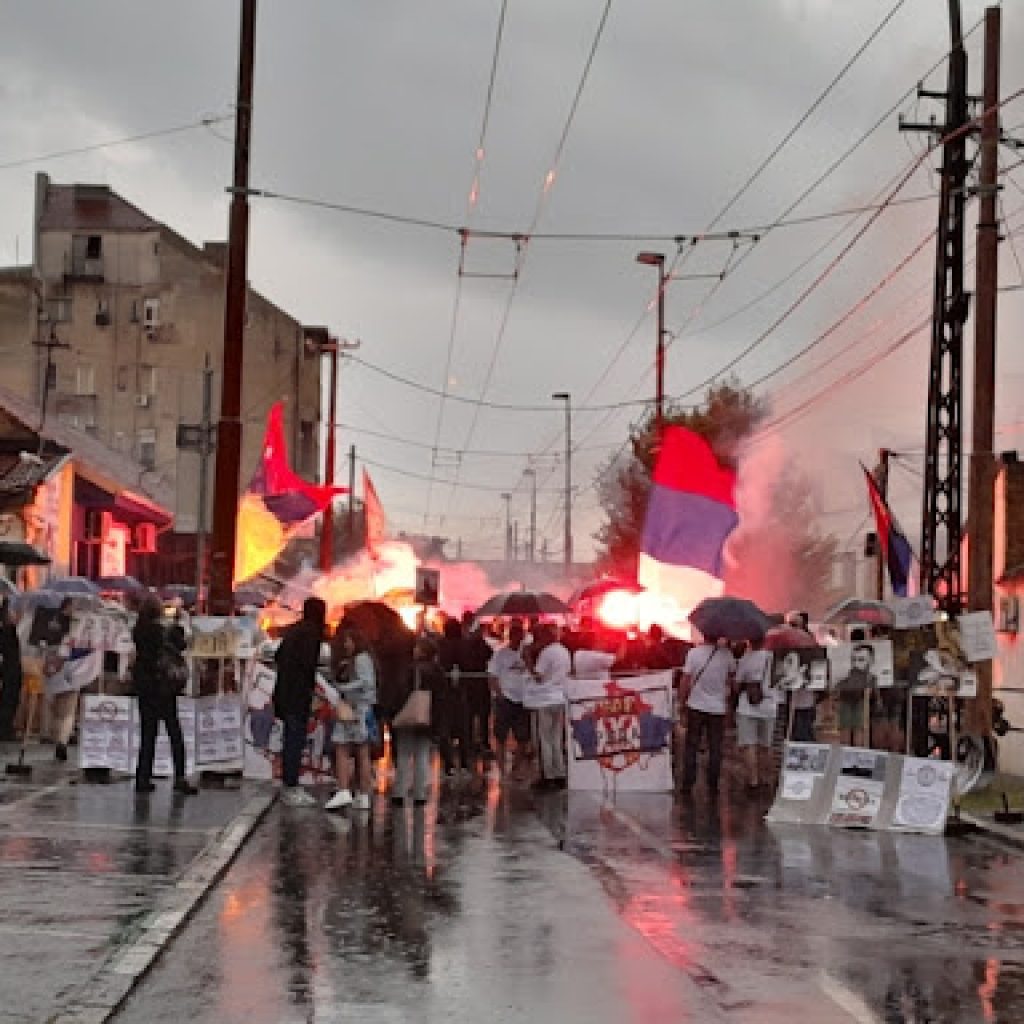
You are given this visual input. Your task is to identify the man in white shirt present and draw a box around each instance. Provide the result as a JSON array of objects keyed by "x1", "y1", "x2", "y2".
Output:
[
  {"x1": 735, "y1": 638, "x2": 776, "y2": 792},
  {"x1": 525, "y1": 623, "x2": 570, "y2": 790},
  {"x1": 487, "y1": 620, "x2": 531, "y2": 779},
  {"x1": 680, "y1": 636, "x2": 736, "y2": 798}
]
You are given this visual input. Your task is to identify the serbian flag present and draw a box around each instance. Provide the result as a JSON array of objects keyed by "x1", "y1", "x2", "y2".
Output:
[
  {"x1": 363, "y1": 469, "x2": 385, "y2": 556},
  {"x1": 862, "y1": 463, "x2": 913, "y2": 597},
  {"x1": 234, "y1": 403, "x2": 348, "y2": 582},
  {"x1": 638, "y1": 426, "x2": 738, "y2": 612}
]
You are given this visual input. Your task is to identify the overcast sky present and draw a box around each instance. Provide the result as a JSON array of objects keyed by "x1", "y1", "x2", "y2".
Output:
[{"x1": 1, "y1": 0, "x2": 1022, "y2": 563}]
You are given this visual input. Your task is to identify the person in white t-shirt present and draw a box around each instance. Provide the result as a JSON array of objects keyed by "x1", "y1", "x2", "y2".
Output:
[
  {"x1": 487, "y1": 620, "x2": 532, "y2": 780},
  {"x1": 735, "y1": 638, "x2": 776, "y2": 792},
  {"x1": 525, "y1": 624, "x2": 570, "y2": 790},
  {"x1": 679, "y1": 636, "x2": 736, "y2": 797}
]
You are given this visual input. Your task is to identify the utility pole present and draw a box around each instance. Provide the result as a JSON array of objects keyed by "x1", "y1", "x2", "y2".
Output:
[
  {"x1": 901, "y1": 0, "x2": 969, "y2": 613},
  {"x1": 967, "y1": 5, "x2": 1001, "y2": 736},
  {"x1": 524, "y1": 468, "x2": 537, "y2": 562},
  {"x1": 636, "y1": 251, "x2": 667, "y2": 432},
  {"x1": 196, "y1": 357, "x2": 214, "y2": 604},
  {"x1": 513, "y1": 520, "x2": 519, "y2": 562},
  {"x1": 348, "y1": 444, "x2": 356, "y2": 542},
  {"x1": 208, "y1": 0, "x2": 256, "y2": 616},
  {"x1": 552, "y1": 392, "x2": 572, "y2": 571},
  {"x1": 319, "y1": 340, "x2": 339, "y2": 571},
  {"x1": 501, "y1": 492, "x2": 512, "y2": 562},
  {"x1": 176, "y1": 358, "x2": 217, "y2": 608}
]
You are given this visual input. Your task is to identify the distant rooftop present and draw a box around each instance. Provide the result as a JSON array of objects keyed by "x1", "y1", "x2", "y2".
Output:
[{"x1": 38, "y1": 182, "x2": 159, "y2": 233}]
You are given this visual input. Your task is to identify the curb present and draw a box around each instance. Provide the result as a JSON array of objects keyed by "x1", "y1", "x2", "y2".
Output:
[
  {"x1": 50, "y1": 788, "x2": 277, "y2": 1024},
  {"x1": 959, "y1": 811, "x2": 1024, "y2": 850}
]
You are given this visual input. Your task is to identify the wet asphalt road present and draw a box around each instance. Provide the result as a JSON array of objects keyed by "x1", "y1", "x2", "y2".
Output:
[
  {"x1": 0, "y1": 765, "x2": 257, "y2": 1024},
  {"x1": 109, "y1": 778, "x2": 1024, "y2": 1024}
]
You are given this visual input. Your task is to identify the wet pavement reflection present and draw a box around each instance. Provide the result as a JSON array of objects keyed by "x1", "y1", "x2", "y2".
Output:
[{"x1": 107, "y1": 778, "x2": 1024, "y2": 1023}]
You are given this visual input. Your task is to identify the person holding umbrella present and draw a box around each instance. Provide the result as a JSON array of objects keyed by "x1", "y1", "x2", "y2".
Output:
[{"x1": 679, "y1": 634, "x2": 736, "y2": 799}]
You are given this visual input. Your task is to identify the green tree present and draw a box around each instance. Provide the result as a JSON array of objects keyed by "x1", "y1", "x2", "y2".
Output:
[{"x1": 594, "y1": 381, "x2": 839, "y2": 616}]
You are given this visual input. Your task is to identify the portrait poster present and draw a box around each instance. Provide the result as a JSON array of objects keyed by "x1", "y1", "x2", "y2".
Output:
[
  {"x1": 772, "y1": 647, "x2": 830, "y2": 691},
  {"x1": 827, "y1": 639, "x2": 893, "y2": 690}
]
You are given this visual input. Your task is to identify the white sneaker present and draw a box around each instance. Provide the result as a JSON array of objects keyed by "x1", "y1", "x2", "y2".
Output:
[
  {"x1": 325, "y1": 789, "x2": 353, "y2": 811},
  {"x1": 281, "y1": 787, "x2": 317, "y2": 807},
  {"x1": 352, "y1": 792, "x2": 371, "y2": 811}
]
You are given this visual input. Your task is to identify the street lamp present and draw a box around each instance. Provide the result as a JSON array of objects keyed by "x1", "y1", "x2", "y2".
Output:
[
  {"x1": 523, "y1": 468, "x2": 537, "y2": 562},
  {"x1": 636, "y1": 251, "x2": 667, "y2": 433},
  {"x1": 551, "y1": 392, "x2": 572, "y2": 571}
]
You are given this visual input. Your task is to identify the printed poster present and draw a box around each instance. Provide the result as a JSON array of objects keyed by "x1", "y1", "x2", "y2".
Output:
[
  {"x1": 772, "y1": 647, "x2": 830, "y2": 691},
  {"x1": 828, "y1": 748, "x2": 888, "y2": 828},
  {"x1": 195, "y1": 694, "x2": 244, "y2": 765},
  {"x1": 780, "y1": 742, "x2": 831, "y2": 802},
  {"x1": 567, "y1": 673, "x2": 674, "y2": 792},
  {"x1": 893, "y1": 757, "x2": 954, "y2": 832},
  {"x1": 957, "y1": 611, "x2": 998, "y2": 664},
  {"x1": 889, "y1": 596, "x2": 936, "y2": 630},
  {"x1": 79, "y1": 695, "x2": 135, "y2": 772},
  {"x1": 827, "y1": 639, "x2": 894, "y2": 691}
]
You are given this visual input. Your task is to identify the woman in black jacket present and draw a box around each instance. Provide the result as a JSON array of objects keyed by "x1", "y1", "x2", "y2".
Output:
[
  {"x1": 132, "y1": 596, "x2": 196, "y2": 795},
  {"x1": 390, "y1": 635, "x2": 446, "y2": 806},
  {"x1": 0, "y1": 600, "x2": 22, "y2": 741}
]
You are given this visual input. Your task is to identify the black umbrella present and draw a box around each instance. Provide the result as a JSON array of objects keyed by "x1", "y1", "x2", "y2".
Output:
[
  {"x1": 475, "y1": 590, "x2": 569, "y2": 619},
  {"x1": 48, "y1": 576, "x2": 100, "y2": 596},
  {"x1": 0, "y1": 541, "x2": 50, "y2": 567},
  {"x1": 823, "y1": 597, "x2": 893, "y2": 627},
  {"x1": 97, "y1": 575, "x2": 146, "y2": 595},
  {"x1": 688, "y1": 596, "x2": 772, "y2": 642}
]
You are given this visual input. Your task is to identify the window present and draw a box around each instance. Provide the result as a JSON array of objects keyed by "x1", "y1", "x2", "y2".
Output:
[
  {"x1": 299, "y1": 420, "x2": 315, "y2": 478},
  {"x1": 95, "y1": 298, "x2": 111, "y2": 326},
  {"x1": 140, "y1": 365, "x2": 158, "y2": 395},
  {"x1": 75, "y1": 365, "x2": 95, "y2": 396},
  {"x1": 143, "y1": 298, "x2": 160, "y2": 328},
  {"x1": 45, "y1": 296, "x2": 72, "y2": 323},
  {"x1": 85, "y1": 235, "x2": 102, "y2": 260},
  {"x1": 138, "y1": 429, "x2": 157, "y2": 470},
  {"x1": 70, "y1": 234, "x2": 103, "y2": 277}
]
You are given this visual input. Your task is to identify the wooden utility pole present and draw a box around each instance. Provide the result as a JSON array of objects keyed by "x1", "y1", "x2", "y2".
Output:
[
  {"x1": 208, "y1": 0, "x2": 256, "y2": 615},
  {"x1": 319, "y1": 342, "x2": 340, "y2": 571},
  {"x1": 967, "y1": 6, "x2": 1001, "y2": 736}
]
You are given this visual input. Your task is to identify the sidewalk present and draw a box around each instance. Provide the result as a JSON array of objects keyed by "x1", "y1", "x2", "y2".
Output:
[{"x1": 0, "y1": 741, "x2": 274, "y2": 1024}]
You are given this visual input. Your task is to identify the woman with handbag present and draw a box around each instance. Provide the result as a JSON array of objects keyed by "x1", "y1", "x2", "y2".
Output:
[
  {"x1": 325, "y1": 626, "x2": 377, "y2": 812},
  {"x1": 735, "y1": 638, "x2": 776, "y2": 793},
  {"x1": 390, "y1": 635, "x2": 444, "y2": 806},
  {"x1": 132, "y1": 595, "x2": 196, "y2": 796}
]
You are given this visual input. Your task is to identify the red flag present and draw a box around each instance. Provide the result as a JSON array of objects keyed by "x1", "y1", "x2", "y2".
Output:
[
  {"x1": 234, "y1": 402, "x2": 348, "y2": 582},
  {"x1": 363, "y1": 469, "x2": 386, "y2": 555}
]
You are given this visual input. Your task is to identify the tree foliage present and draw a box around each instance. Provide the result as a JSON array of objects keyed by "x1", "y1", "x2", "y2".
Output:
[{"x1": 594, "y1": 381, "x2": 840, "y2": 616}]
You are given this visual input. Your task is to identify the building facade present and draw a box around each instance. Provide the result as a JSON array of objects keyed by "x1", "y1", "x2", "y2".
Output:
[{"x1": 0, "y1": 174, "x2": 323, "y2": 547}]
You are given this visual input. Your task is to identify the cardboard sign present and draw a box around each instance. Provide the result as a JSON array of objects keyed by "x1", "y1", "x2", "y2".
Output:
[
  {"x1": 827, "y1": 749, "x2": 888, "y2": 828},
  {"x1": 889, "y1": 596, "x2": 936, "y2": 630},
  {"x1": 414, "y1": 567, "x2": 440, "y2": 607}
]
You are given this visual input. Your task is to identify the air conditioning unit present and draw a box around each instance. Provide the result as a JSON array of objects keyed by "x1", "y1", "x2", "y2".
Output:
[{"x1": 135, "y1": 394, "x2": 151, "y2": 408}]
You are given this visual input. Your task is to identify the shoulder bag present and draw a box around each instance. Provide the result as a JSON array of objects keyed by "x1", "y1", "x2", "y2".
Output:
[{"x1": 392, "y1": 665, "x2": 432, "y2": 730}]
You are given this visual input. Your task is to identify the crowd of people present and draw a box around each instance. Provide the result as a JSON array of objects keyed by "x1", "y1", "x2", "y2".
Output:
[{"x1": 274, "y1": 600, "x2": 688, "y2": 809}]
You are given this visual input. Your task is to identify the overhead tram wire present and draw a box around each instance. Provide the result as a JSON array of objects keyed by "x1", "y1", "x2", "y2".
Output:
[
  {"x1": 424, "y1": 0, "x2": 510, "y2": 525},
  {"x1": 438, "y1": 0, "x2": 615, "y2": 524},
  {"x1": 0, "y1": 112, "x2": 235, "y2": 172},
  {"x1": 519, "y1": 0, "x2": 918, "y2": 510}
]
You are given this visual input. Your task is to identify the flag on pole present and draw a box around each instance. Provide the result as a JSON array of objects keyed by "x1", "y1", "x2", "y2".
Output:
[
  {"x1": 234, "y1": 402, "x2": 348, "y2": 582},
  {"x1": 638, "y1": 426, "x2": 739, "y2": 611},
  {"x1": 862, "y1": 463, "x2": 913, "y2": 597},
  {"x1": 363, "y1": 469, "x2": 386, "y2": 556}
]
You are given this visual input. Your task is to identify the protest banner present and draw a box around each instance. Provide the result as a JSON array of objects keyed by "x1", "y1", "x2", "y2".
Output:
[
  {"x1": 79, "y1": 695, "x2": 135, "y2": 772},
  {"x1": 566, "y1": 672, "x2": 674, "y2": 792}
]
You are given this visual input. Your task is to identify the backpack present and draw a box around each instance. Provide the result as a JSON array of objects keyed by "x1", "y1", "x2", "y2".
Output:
[{"x1": 156, "y1": 637, "x2": 189, "y2": 698}]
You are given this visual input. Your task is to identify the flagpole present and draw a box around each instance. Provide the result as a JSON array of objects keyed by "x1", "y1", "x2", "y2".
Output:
[{"x1": 874, "y1": 448, "x2": 890, "y2": 601}]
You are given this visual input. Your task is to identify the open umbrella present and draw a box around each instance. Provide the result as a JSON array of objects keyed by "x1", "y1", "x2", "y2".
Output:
[
  {"x1": 97, "y1": 575, "x2": 145, "y2": 595},
  {"x1": 764, "y1": 624, "x2": 819, "y2": 650},
  {"x1": 688, "y1": 596, "x2": 772, "y2": 642},
  {"x1": 48, "y1": 577, "x2": 100, "y2": 596},
  {"x1": 475, "y1": 590, "x2": 569, "y2": 619},
  {"x1": 823, "y1": 597, "x2": 893, "y2": 627},
  {"x1": 0, "y1": 541, "x2": 50, "y2": 567}
]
